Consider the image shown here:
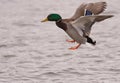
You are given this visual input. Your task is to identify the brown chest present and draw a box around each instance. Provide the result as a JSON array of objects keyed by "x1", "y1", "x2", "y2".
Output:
[{"x1": 56, "y1": 20, "x2": 67, "y2": 31}]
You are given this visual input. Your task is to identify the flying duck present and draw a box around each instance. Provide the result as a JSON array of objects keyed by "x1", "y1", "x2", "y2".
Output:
[{"x1": 41, "y1": 2, "x2": 113, "y2": 50}]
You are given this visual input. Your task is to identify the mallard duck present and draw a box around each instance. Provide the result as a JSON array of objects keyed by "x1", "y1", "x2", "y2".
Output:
[{"x1": 41, "y1": 2, "x2": 113, "y2": 50}]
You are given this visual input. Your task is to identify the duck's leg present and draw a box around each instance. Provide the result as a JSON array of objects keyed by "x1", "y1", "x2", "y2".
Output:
[
  {"x1": 66, "y1": 39, "x2": 75, "y2": 43},
  {"x1": 69, "y1": 43, "x2": 81, "y2": 50}
]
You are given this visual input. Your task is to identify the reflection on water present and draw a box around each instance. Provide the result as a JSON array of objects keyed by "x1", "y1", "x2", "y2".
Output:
[{"x1": 0, "y1": 0, "x2": 120, "y2": 83}]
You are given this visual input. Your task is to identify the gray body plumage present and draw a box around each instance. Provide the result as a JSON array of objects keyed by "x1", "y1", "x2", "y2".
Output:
[
  {"x1": 65, "y1": 22, "x2": 87, "y2": 44},
  {"x1": 63, "y1": 15, "x2": 113, "y2": 44}
]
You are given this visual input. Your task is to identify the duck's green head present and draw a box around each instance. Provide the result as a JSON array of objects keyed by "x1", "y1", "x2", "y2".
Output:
[{"x1": 41, "y1": 14, "x2": 62, "y2": 22}]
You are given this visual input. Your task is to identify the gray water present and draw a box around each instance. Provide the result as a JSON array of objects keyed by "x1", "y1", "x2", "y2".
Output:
[{"x1": 0, "y1": 0, "x2": 120, "y2": 83}]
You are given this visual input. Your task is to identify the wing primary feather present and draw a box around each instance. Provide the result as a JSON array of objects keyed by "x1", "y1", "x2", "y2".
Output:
[{"x1": 70, "y1": 2, "x2": 107, "y2": 20}]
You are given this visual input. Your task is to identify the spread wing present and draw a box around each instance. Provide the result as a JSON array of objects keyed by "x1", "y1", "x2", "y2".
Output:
[
  {"x1": 71, "y1": 15, "x2": 113, "y2": 36},
  {"x1": 70, "y1": 2, "x2": 107, "y2": 20}
]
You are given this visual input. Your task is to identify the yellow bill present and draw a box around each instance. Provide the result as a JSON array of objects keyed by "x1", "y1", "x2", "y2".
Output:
[{"x1": 41, "y1": 18, "x2": 48, "y2": 22}]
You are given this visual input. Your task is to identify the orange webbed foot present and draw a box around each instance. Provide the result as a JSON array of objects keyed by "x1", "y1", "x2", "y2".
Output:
[
  {"x1": 69, "y1": 44, "x2": 81, "y2": 50},
  {"x1": 66, "y1": 39, "x2": 75, "y2": 43}
]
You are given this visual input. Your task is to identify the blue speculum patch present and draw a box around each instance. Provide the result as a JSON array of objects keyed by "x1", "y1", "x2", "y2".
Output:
[{"x1": 85, "y1": 10, "x2": 93, "y2": 16}]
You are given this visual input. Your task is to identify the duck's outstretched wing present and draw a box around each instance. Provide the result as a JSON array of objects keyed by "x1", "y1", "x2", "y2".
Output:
[
  {"x1": 70, "y1": 2, "x2": 107, "y2": 20},
  {"x1": 71, "y1": 15, "x2": 113, "y2": 36}
]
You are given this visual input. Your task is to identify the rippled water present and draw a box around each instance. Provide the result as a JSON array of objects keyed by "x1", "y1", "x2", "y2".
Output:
[{"x1": 0, "y1": 0, "x2": 120, "y2": 83}]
